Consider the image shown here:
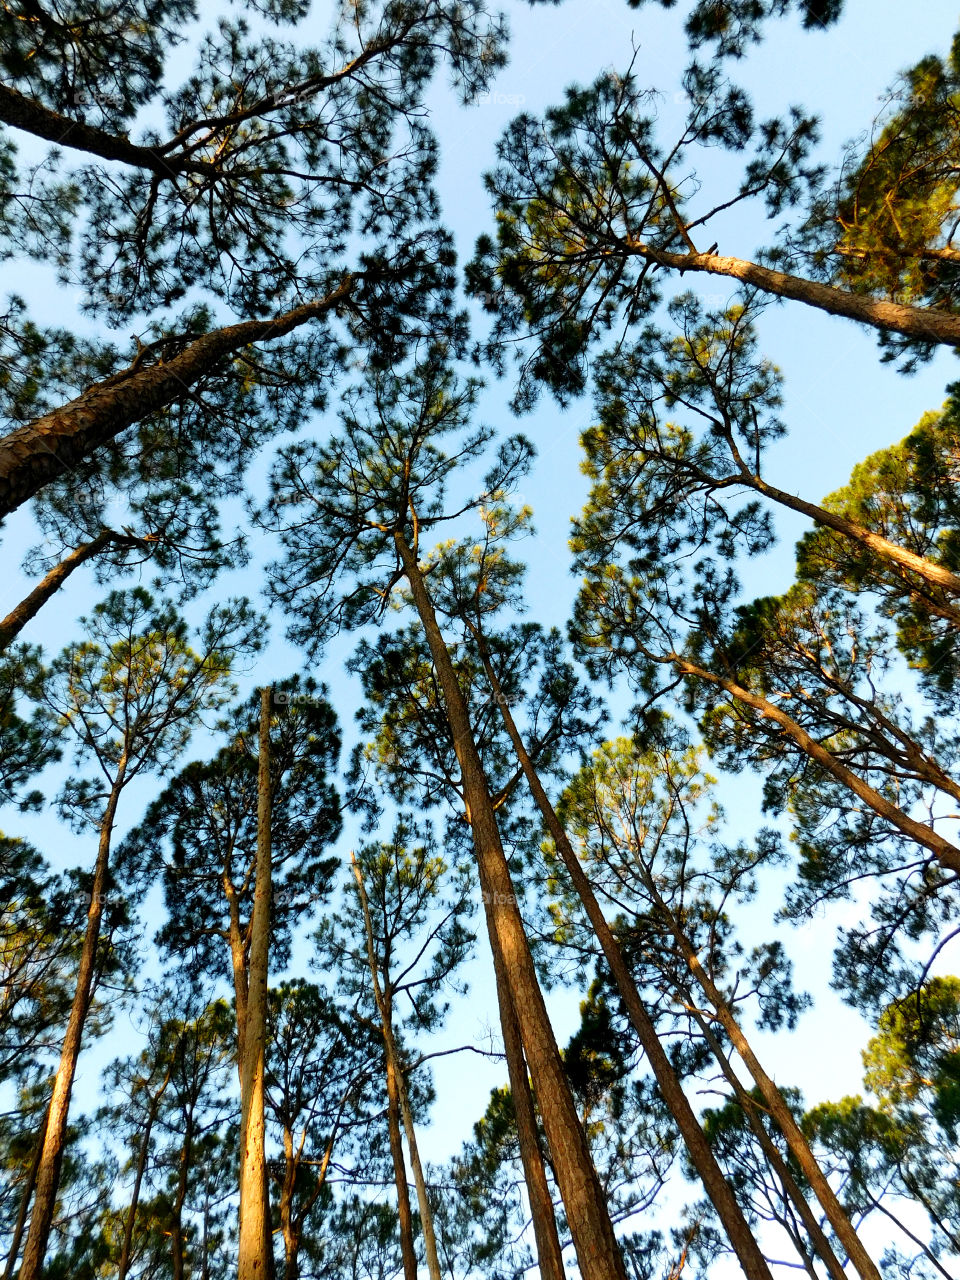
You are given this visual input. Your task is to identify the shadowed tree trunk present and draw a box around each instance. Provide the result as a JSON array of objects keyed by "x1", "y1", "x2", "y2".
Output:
[
  {"x1": 352, "y1": 852, "x2": 443, "y2": 1280},
  {"x1": 18, "y1": 762, "x2": 126, "y2": 1280},
  {"x1": 237, "y1": 689, "x2": 274, "y2": 1280}
]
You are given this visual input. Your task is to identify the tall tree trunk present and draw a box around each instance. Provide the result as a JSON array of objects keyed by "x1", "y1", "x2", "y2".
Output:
[
  {"x1": 117, "y1": 1077, "x2": 170, "y2": 1280},
  {"x1": 728, "y1": 465, "x2": 960, "y2": 606},
  {"x1": 0, "y1": 285, "x2": 353, "y2": 521},
  {"x1": 492, "y1": 973, "x2": 566, "y2": 1280},
  {"x1": 473, "y1": 647, "x2": 775, "y2": 1280},
  {"x1": 385, "y1": 1048, "x2": 419, "y2": 1280},
  {"x1": 625, "y1": 241, "x2": 960, "y2": 347},
  {"x1": 2, "y1": 1112, "x2": 47, "y2": 1280},
  {"x1": 352, "y1": 854, "x2": 443, "y2": 1280},
  {"x1": 18, "y1": 765, "x2": 126, "y2": 1280},
  {"x1": 278, "y1": 1126, "x2": 301, "y2": 1280},
  {"x1": 395, "y1": 534, "x2": 630, "y2": 1280},
  {"x1": 671, "y1": 655, "x2": 960, "y2": 875},
  {"x1": 237, "y1": 689, "x2": 274, "y2": 1280},
  {"x1": 169, "y1": 1111, "x2": 195, "y2": 1280},
  {"x1": 684, "y1": 1001, "x2": 848, "y2": 1280},
  {"x1": 481, "y1": 650, "x2": 880, "y2": 1280},
  {"x1": 639, "y1": 872, "x2": 882, "y2": 1280},
  {"x1": 0, "y1": 531, "x2": 147, "y2": 652}
]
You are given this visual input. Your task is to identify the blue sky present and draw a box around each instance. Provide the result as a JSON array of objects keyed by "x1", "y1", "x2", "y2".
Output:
[{"x1": 3, "y1": 0, "x2": 960, "y2": 1271}]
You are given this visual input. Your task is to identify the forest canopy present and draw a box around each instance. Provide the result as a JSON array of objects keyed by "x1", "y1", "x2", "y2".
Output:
[{"x1": 0, "y1": 2, "x2": 959, "y2": 1279}]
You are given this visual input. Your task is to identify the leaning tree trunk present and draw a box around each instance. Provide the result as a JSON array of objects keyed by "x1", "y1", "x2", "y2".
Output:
[
  {"x1": 352, "y1": 854, "x2": 443, "y2": 1280},
  {"x1": 395, "y1": 533, "x2": 630, "y2": 1280},
  {"x1": 638, "y1": 869, "x2": 882, "y2": 1280},
  {"x1": 385, "y1": 1046, "x2": 419, "y2": 1280},
  {"x1": 474, "y1": 647, "x2": 776, "y2": 1280},
  {"x1": 492, "y1": 970, "x2": 566, "y2": 1280},
  {"x1": 18, "y1": 764, "x2": 126, "y2": 1280},
  {"x1": 116, "y1": 1073, "x2": 171, "y2": 1280},
  {"x1": 481, "y1": 640, "x2": 881, "y2": 1280},
  {"x1": 672, "y1": 655, "x2": 960, "y2": 876},
  {"x1": 2, "y1": 1111, "x2": 47, "y2": 1280},
  {"x1": 0, "y1": 284, "x2": 353, "y2": 521},
  {"x1": 237, "y1": 689, "x2": 275, "y2": 1280}
]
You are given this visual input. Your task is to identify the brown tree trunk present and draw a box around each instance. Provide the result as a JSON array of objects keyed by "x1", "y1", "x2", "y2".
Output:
[
  {"x1": 278, "y1": 1127, "x2": 301, "y2": 1280},
  {"x1": 2, "y1": 1111, "x2": 46, "y2": 1280},
  {"x1": 626, "y1": 242, "x2": 960, "y2": 347},
  {"x1": 395, "y1": 534, "x2": 630, "y2": 1280},
  {"x1": 684, "y1": 1001, "x2": 848, "y2": 1280},
  {"x1": 0, "y1": 531, "x2": 147, "y2": 652},
  {"x1": 352, "y1": 854, "x2": 442, "y2": 1280},
  {"x1": 480, "y1": 641, "x2": 880, "y2": 1280},
  {"x1": 0, "y1": 284, "x2": 353, "y2": 521},
  {"x1": 736, "y1": 469, "x2": 960, "y2": 605},
  {"x1": 18, "y1": 766, "x2": 126, "y2": 1280},
  {"x1": 493, "y1": 974, "x2": 566, "y2": 1280},
  {"x1": 117, "y1": 1077, "x2": 170, "y2": 1280},
  {"x1": 474, "y1": 648, "x2": 775, "y2": 1280},
  {"x1": 672, "y1": 655, "x2": 960, "y2": 875},
  {"x1": 641, "y1": 874, "x2": 881, "y2": 1280},
  {"x1": 237, "y1": 688, "x2": 274, "y2": 1280},
  {"x1": 385, "y1": 1048, "x2": 419, "y2": 1280}
]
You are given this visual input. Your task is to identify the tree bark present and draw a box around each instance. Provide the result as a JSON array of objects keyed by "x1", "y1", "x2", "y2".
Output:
[
  {"x1": 672, "y1": 655, "x2": 960, "y2": 875},
  {"x1": 474, "y1": 648, "x2": 775, "y2": 1280},
  {"x1": 738, "y1": 469, "x2": 960, "y2": 606},
  {"x1": 116, "y1": 1076, "x2": 170, "y2": 1280},
  {"x1": 626, "y1": 242, "x2": 960, "y2": 347},
  {"x1": 0, "y1": 283, "x2": 353, "y2": 521},
  {"x1": 2, "y1": 1111, "x2": 46, "y2": 1280},
  {"x1": 385, "y1": 1046, "x2": 419, "y2": 1280},
  {"x1": 0, "y1": 530, "x2": 147, "y2": 652},
  {"x1": 18, "y1": 765, "x2": 126, "y2": 1280},
  {"x1": 684, "y1": 1000, "x2": 849, "y2": 1280},
  {"x1": 492, "y1": 974, "x2": 567, "y2": 1280},
  {"x1": 640, "y1": 873, "x2": 881, "y2": 1280},
  {"x1": 395, "y1": 533, "x2": 630, "y2": 1280},
  {"x1": 352, "y1": 854, "x2": 443, "y2": 1280},
  {"x1": 237, "y1": 689, "x2": 274, "y2": 1280}
]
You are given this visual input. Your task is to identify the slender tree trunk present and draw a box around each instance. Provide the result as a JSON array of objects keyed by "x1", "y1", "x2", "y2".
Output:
[
  {"x1": 117, "y1": 1080, "x2": 170, "y2": 1280},
  {"x1": 169, "y1": 1113, "x2": 195, "y2": 1280},
  {"x1": 385, "y1": 1048, "x2": 419, "y2": 1280},
  {"x1": 734, "y1": 468, "x2": 960, "y2": 604},
  {"x1": 0, "y1": 531, "x2": 147, "y2": 652},
  {"x1": 2, "y1": 1112, "x2": 46, "y2": 1280},
  {"x1": 395, "y1": 534, "x2": 630, "y2": 1280},
  {"x1": 352, "y1": 854, "x2": 443, "y2": 1280},
  {"x1": 492, "y1": 973, "x2": 566, "y2": 1280},
  {"x1": 279, "y1": 1127, "x2": 300, "y2": 1280},
  {"x1": 625, "y1": 241, "x2": 960, "y2": 347},
  {"x1": 671, "y1": 655, "x2": 960, "y2": 875},
  {"x1": 683, "y1": 1001, "x2": 848, "y2": 1280},
  {"x1": 237, "y1": 689, "x2": 274, "y2": 1280},
  {"x1": 480, "y1": 642, "x2": 881, "y2": 1280},
  {"x1": 473, "y1": 648, "x2": 774, "y2": 1280},
  {"x1": 639, "y1": 872, "x2": 881, "y2": 1280},
  {"x1": 18, "y1": 766, "x2": 126, "y2": 1280},
  {"x1": 0, "y1": 285, "x2": 354, "y2": 521}
]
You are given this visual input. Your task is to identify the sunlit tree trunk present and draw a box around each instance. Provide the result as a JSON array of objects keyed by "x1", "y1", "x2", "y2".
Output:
[
  {"x1": 18, "y1": 762, "x2": 126, "y2": 1280},
  {"x1": 352, "y1": 854, "x2": 442, "y2": 1280},
  {"x1": 493, "y1": 976, "x2": 566, "y2": 1280},
  {"x1": 237, "y1": 689, "x2": 274, "y2": 1280},
  {"x1": 672, "y1": 655, "x2": 960, "y2": 875},
  {"x1": 395, "y1": 533, "x2": 629, "y2": 1280},
  {"x1": 474, "y1": 648, "x2": 775, "y2": 1280}
]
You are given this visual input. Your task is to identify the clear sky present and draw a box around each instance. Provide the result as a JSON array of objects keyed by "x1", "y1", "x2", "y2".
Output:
[{"x1": 3, "y1": 0, "x2": 960, "y2": 1273}]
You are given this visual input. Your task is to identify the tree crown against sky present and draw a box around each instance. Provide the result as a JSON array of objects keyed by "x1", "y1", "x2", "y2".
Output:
[{"x1": 4, "y1": 3, "x2": 960, "y2": 1278}]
